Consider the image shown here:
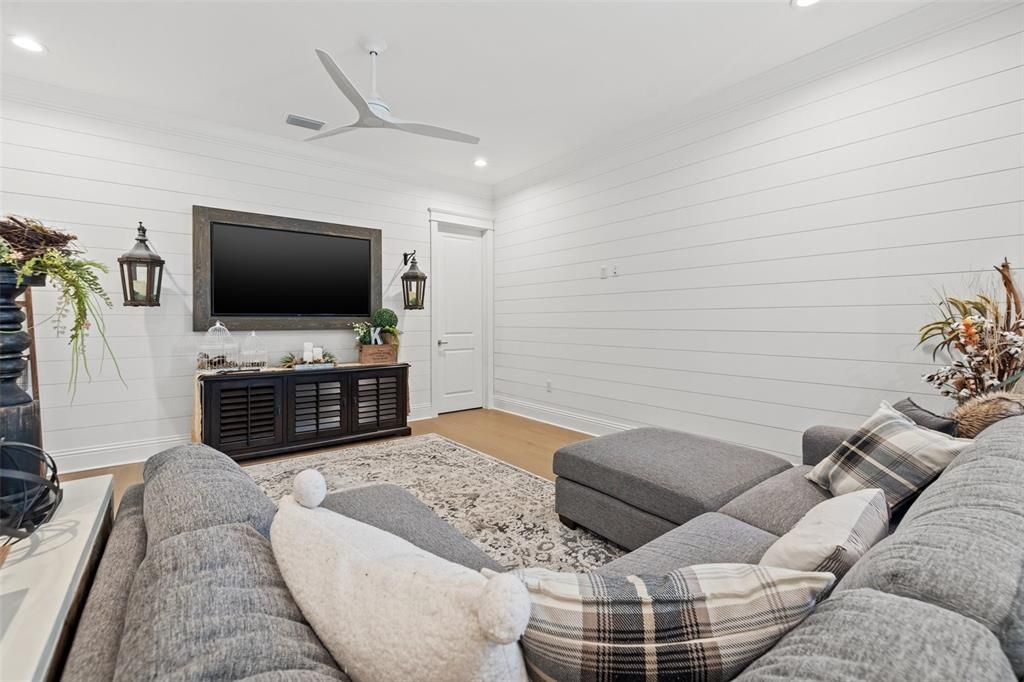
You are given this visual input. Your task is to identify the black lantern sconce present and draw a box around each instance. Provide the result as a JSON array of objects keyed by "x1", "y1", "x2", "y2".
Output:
[
  {"x1": 118, "y1": 221, "x2": 165, "y2": 307},
  {"x1": 401, "y1": 251, "x2": 427, "y2": 310}
]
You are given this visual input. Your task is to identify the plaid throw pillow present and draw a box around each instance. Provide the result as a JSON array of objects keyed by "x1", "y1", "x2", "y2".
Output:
[
  {"x1": 507, "y1": 563, "x2": 834, "y2": 682},
  {"x1": 806, "y1": 401, "x2": 973, "y2": 509},
  {"x1": 760, "y1": 488, "x2": 889, "y2": 580}
]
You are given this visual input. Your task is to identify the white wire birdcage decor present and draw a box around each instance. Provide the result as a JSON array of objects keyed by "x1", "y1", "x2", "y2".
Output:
[
  {"x1": 197, "y1": 320, "x2": 239, "y2": 370},
  {"x1": 240, "y1": 331, "x2": 268, "y2": 370}
]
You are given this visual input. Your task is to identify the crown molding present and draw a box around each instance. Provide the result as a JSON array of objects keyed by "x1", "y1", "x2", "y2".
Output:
[
  {"x1": 1, "y1": 76, "x2": 492, "y2": 201},
  {"x1": 493, "y1": 1, "x2": 1005, "y2": 201}
]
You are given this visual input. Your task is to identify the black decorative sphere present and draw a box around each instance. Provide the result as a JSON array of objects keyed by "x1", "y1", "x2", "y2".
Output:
[{"x1": 0, "y1": 439, "x2": 62, "y2": 546}]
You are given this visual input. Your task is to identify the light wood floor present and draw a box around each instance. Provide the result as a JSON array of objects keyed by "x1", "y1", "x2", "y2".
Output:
[{"x1": 63, "y1": 409, "x2": 589, "y2": 509}]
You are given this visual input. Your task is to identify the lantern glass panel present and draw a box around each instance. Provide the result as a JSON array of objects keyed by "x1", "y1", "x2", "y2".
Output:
[{"x1": 131, "y1": 263, "x2": 149, "y2": 302}]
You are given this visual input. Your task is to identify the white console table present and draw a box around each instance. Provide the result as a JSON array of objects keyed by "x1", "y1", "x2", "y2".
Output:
[{"x1": 0, "y1": 476, "x2": 113, "y2": 681}]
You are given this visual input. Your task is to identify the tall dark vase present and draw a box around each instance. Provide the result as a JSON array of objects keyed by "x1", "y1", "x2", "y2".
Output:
[{"x1": 0, "y1": 264, "x2": 46, "y2": 502}]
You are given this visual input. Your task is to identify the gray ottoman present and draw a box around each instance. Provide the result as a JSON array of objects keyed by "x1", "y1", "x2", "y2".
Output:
[{"x1": 554, "y1": 427, "x2": 791, "y2": 550}]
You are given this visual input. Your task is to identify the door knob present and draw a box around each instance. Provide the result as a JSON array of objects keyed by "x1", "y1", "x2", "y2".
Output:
[{"x1": 437, "y1": 339, "x2": 449, "y2": 346}]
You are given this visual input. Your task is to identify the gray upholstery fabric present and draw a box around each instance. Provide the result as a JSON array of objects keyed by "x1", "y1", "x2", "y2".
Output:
[
  {"x1": 892, "y1": 397, "x2": 957, "y2": 435},
  {"x1": 554, "y1": 428, "x2": 789, "y2": 526},
  {"x1": 946, "y1": 415, "x2": 1023, "y2": 471},
  {"x1": 555, "y1": 477, "x2": 677, "y2": 551},
  {"x1": 142, "y1": 443, "x2": 277, "y2": 546},
  {"x1": 718, "y1": 466, "x2": 830, "y2": 536},
  {"x1": 597, "y1": 513, "x2": 777, "y2": 576},
  {"x1": 62, "y1": 486, "x2": 146, "y2": 682},
  {"x1": 837, "y1": 422, "x2": 1024, "y2": 676},
  {"x1": 321, "y1": 483, "x2": 503, "y2": 572},
  {"x1": 735, "y1": 588, "x2": 1015, "y2": 681},
  {"x1": 113, "y1": 523, "x2": 346, "y2": 681},
  {"x1": 801, "y1": 425, "x2": 856, "y2": 466}
]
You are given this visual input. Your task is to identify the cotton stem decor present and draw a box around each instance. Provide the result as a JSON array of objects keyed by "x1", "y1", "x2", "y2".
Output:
[{"x1": 919, "y1": 258, "x2": 1024, "y2": 402}]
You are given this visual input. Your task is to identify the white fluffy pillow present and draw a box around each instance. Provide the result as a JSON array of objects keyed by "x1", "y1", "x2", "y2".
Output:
[
  {"x1": 760, "y1": 488, "x2": 889, "y2": 579},
  {"x1": 271, "y1": 470, "x2": 530, "y2": 682}
]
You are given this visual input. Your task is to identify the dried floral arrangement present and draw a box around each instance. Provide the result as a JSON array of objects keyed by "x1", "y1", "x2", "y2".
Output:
[
  {"x1": 919, "y1": 258, "x2": 1023, "y2": 402},
  {"x1": 280, "y1": 350, "x2": 337, "y2": 368},
  {"x1": 0, "y1": 215, "x2": 118, "y2": 389}
]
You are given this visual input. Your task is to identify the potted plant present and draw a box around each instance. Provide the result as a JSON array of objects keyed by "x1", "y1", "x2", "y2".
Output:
[
  {"x1": 353, "y1": 308, "x2": 401, "y2": 364},
  {"x1": 919, "y1": 258, "x2": 1023, "y2": 402},
  {"x1": 0, "y1": 215, "x2": 118, "y2": 391}
]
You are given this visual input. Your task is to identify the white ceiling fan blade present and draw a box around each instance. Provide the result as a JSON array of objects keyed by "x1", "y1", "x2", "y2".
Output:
[
  {"x1": 386, "y1": 119, "x2": 479, "y2": 144},
  {"x1": 305, "y1": 124, "x2": 360, "y2": 141},
  {"x1": 314, "y1": 48, "x2": 372, "y2": 117}
]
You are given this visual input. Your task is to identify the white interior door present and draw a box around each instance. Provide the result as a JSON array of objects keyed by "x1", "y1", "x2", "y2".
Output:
[{"x1": 434, "y1": 225, "x2": 484, "y2": 413}]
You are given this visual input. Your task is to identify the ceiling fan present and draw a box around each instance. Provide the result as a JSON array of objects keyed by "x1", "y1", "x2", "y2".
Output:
[{"x1": 302, "y1": 40, "x2": 479, "y2": 145}]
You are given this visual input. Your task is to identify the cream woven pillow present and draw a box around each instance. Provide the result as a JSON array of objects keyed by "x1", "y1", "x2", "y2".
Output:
[{"x1": 760, "y1": 488, "x2": 888, "y2": 579}]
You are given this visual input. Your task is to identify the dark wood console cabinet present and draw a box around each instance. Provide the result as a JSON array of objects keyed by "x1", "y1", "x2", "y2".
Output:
[{"x1": 199, "y1": 363, "x2": 411, "y2": 460}]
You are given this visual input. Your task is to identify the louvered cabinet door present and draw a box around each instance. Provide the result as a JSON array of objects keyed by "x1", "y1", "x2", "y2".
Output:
[
  {"x1": 352, "y1": 369, "x2": 405, "y2": 433},
  {"x1": 205, "y1": 378, "x2": 284, "y2": 455},
  {"x1": 287, "y1": 375, "x2": 347, "y2": 442}
]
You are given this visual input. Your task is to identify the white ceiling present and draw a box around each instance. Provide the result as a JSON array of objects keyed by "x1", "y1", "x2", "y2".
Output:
[{"x1": 1, "y1": 1, "x2": 926, "y2": 184}]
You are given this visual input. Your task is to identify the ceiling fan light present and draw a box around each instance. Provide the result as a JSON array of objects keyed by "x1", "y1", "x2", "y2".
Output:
[
  {"x1": 474, "y1": 158, "x2": 488, "y2": 168},
  {"x1": 790, "y1": 0, "x2": 821, "y2": 7},
  {"x1": 11, "y1": 35, "x2": 46, "y2": 52}
]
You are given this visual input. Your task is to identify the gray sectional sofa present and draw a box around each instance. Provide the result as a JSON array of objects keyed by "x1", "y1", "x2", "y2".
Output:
[{"x1": 62, "y1": 417, "x2": 1024, "y2": 681}]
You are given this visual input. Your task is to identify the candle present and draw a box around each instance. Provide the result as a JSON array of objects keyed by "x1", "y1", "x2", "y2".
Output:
[
  {"x1": 312, "y1": 346, "x2": 324, "y2": 362},
  {"x1": 302, "y1": 342, "x2": 314, "y2": 363}
]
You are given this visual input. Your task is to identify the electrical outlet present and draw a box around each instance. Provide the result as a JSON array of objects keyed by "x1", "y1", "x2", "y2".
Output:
[
  {"x1": 600, "y1": 266, "x2": 608, "y2": 279},
  {"x1": 546, "y1": 379, "x2": 552, "y2": 393},
  {"x1": 612, "y1": 264, "x2": 619, "y2": 277}
]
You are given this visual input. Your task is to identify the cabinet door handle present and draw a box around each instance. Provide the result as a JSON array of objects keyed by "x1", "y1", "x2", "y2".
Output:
[{"x1": 437, "y1": 340, "x2": 449, "y2": 346}]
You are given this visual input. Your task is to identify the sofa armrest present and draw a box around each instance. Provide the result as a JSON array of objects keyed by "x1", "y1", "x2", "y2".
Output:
[{"x1": 802, "y1": 425, "x2": 856, "y2": 466}]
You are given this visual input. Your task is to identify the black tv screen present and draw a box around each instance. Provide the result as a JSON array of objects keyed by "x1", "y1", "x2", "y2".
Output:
[{"x1": 210, "y1": 222, "x2": 372, "y2": 316}]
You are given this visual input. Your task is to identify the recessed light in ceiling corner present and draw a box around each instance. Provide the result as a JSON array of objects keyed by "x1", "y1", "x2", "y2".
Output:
[
  {"x1": 790, "y1": 0, "x2": 821, "y2": 7},
  {"x1": 11, "y1": 35, "x2": 46, "y2": 53},
  {"x1": 474, "y1": 158, "x2": 488, "y2": 168}
]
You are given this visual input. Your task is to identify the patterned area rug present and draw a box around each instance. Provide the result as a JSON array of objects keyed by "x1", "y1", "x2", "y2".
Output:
[{"x1": 244, "y1": 433, "x2": 622, "y2": 571}]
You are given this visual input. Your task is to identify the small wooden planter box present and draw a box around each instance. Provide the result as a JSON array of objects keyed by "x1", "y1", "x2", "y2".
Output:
[{"x1": 359, "y1": 344, "x2": 398, "y2": 364}]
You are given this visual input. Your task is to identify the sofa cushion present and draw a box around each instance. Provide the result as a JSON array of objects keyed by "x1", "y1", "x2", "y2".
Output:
[
  {"x1": 837, "y1": 421, "x2": 1024, "y2": 676},
  {"x1": 271, "y1": 483, "x2": 530, "y2": 682},
  {"x1": 806, "y1": 402, "x2": 972, "y2": 510},
  {"x1": 719, "y1": 466, "x2": 830, "y2": 536},
  {"x1": 114, "y1": 523, "x2": 346, "y2": 681},
  {"x1": 63, "y1": 485, "x2": 147, "y2": 682},
  {"x1": 511, "y1": 563, "x2": 833, "y2": 682},
  {"x1": 735, "y1": 588, "x2": 1015, "y2": 681},
  {"x1": 142, "y1": 443, "x2": 277, "y2": 546},
  {"x1": 892, "y1": 397, "x2": 957, "y2": 435},
  {"x1": 321, "y1": 483, "x2": 503, "y2": 572},
  {"x1": 597, "y1": 512, "x2": 777, "y2": 576},
  {"x1": 760, "y1": 489, "x2": 888, "y2": 580},
  {"x1": 554, "y1": 428, "x2": 790, "y2": 526}
]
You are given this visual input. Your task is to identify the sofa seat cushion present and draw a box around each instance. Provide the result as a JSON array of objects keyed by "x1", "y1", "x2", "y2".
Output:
[
  {"x1": 114, "y1": 523, "x2": 347, "y2": 681},
  {"x1": 719, "y1": 466, "x2": 830, "y2": 536},
  {"x1": 735, "y1": 588, "x2": 1015, "y2": 681},
  {"x1": 554, "y1": 428, "x2": 790, "y2": 526},
  {"x1": 321, "y1": 483, "x2": 503, "y2": 572},
  {"x1": 142, "y1": 443, "x2": 277, "y2": 546},
  {"x1": 837, "y1": 423, "x2": 1024, "y2": 676},
  {"x1": 597, "y1": 512, "x2": 778, "y2": 576}
]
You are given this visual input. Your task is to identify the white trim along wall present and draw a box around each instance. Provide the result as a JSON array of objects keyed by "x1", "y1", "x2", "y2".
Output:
[{"x1": 491, "y1": 3, "x2": 1024, "y2": 463}]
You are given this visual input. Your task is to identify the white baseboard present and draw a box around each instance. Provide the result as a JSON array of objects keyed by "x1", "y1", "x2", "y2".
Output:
[
  {"x1": 492, "y1": 396, "x2": 632, "y2": 436},
  {"x1": 52, "y1": 434, "x2": 191, "y2": 473},
  {"x1": 409, "y1": 403, "x2": 438, "y2": 422}
]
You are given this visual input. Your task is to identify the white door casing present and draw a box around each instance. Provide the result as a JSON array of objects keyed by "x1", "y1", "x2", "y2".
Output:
[{"x1": 428, "y1": 209, "x2": 493, "y2": 415}]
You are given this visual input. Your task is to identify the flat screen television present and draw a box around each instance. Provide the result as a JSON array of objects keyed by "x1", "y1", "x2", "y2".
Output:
[{"x1": 193, "y1": 206, "x2": 382, "y2": 331}]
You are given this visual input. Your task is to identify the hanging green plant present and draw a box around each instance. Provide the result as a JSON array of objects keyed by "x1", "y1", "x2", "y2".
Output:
[{"x1": 0, "y1": 215, "x2": 120, "y2": 391}]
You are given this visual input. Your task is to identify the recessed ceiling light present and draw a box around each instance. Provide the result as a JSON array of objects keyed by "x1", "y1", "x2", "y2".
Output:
[
  {"x1": 790, "y1": 0, "x2": 821, "y2": 7},
  {"x1": 11, "y1": 35, "x2": 46, "y2": 53},
  {"x1": 473, "y1": 158, "x2": 488, "y2": 168}
]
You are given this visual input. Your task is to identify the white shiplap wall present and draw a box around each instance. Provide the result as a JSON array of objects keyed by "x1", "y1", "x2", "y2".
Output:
[
  {"x1": 0, "y1": 79, "x2": 492, "y2": 471},
  {"x1": 493, "y1": 4, "x2": 1024, "y2": 462}
]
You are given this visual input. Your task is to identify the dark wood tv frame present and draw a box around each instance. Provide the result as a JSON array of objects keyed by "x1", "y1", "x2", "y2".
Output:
[{"x1": 192, "y1": 205, "x2": 382, "y2": 331}]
